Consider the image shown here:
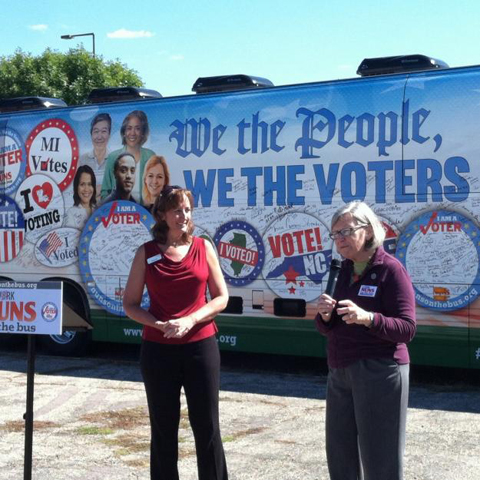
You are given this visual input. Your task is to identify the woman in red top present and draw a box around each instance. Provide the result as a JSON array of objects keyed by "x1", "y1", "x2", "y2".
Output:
[{"x1": 124, "y1": 186, "x2": 229, "y2": 480}]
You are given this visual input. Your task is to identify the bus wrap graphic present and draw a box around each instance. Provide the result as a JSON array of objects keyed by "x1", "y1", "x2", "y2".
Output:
[
  {"x1": 79, "y1": 201, "x2": 153, "y2": 315},
  {"x1": 263, "y1": 212, "x2": 332, "y2": 302},
  {"x1": 396, "y1": 210, "x2": 480, "y2": 311},
  {"x1": 214, "y1": 221, "x2": 265, "y2": 286},
  {"x1": 14, "y1": 174, "x2": 65, "y2": 244},
  {"x1": 0, "y1": 196, "x2": 25, "y2": 263},
  {"x1": 0, "y1": 127, "x2": 26, "y2": 196},
  {"x1": 26, "y1": 119, "x2": 79, "y2": 191}
]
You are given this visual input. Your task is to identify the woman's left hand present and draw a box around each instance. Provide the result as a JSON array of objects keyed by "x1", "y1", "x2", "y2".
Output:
[
  {"x1": 336, "y1": 300, "x2": 372, "y2": 327},
  {"x1": 159, "y1": 316, "x2": 196, "y2": 339}
]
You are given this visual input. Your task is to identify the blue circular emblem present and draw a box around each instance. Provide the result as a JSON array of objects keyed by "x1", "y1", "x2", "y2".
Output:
[
  {"x1": 0, "y1": 127, "x2": 26, "y2": 196},
  {"x1": 396, "y1": 209, "x2": 480, "y2": 311},
  {"x1": 213, "y1": 221, "x2": 265, "y2": 286},
  {"x1": 79, "y1": 201, "x2": 153, "y2": 316}
]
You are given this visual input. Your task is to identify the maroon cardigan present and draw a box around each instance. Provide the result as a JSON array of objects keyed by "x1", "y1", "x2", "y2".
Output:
[{"x1": 315, "y1": 246, "x2": 416, "y2": 368}]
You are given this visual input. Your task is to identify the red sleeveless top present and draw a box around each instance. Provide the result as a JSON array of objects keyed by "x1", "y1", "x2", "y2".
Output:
[{"x1": 142, "y1": 236, "x2": 218, "y2": 344}]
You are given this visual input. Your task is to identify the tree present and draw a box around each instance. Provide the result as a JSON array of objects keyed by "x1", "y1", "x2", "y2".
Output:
[{"x1": 0, "y1": 47, "x2": 144, "y2": 105}]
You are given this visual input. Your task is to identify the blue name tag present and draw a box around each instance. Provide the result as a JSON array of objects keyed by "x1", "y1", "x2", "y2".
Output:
[
  {"x1": 147, "y1": 253, "x2": 163, "y2": 264},
  {"x1": 358, "y1": 285, "x2": 377, "y2": 297}
]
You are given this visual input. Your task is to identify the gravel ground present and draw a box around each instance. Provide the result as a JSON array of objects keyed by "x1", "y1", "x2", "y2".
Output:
[{"x1": 0, "y1": 348, "x2": 479, "y2": 480}]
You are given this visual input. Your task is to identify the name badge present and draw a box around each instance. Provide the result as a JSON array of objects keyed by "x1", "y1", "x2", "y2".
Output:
[
  {"x1": 358, "y1": 285, "x2": 377, "y2": 297},
  {"x1": 147, "y1": 253, "x2": 163, "y2": 264}
]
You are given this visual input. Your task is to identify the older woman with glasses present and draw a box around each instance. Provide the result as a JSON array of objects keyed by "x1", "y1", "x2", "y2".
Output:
[
  {"x1": 123, "y1": 185, "x2": 229, "y2": 480},
  {"x1": 316, "y1": 201, "x2": 416, "y2": 480}
]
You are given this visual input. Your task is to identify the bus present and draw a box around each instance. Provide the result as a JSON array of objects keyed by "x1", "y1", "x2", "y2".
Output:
[{"x1": 1, "y1": 55, "x2": 479, "y2": 369}]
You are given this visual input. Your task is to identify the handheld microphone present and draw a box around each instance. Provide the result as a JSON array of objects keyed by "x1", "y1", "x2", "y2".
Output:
[{"x1": 324, "y1": 259, "x2": 342, "y2": 296}]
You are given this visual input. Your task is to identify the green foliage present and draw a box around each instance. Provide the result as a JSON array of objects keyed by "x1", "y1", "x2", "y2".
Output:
[{"x1": 0, "y1": 47, "x2": 144, "y2": 105}]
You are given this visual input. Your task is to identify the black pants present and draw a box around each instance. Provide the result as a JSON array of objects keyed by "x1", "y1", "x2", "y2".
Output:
[
  {"x1": 140, "y1": 336, "x2": 228, "y2": 480},
  {"x1": 326, "y1": 359, "x2": 409, "y2": 480}
]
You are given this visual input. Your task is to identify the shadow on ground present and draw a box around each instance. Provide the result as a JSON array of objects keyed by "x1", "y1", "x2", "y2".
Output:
[{"x1": 1, "y1": 338, "x2": 479, "y2": 412}]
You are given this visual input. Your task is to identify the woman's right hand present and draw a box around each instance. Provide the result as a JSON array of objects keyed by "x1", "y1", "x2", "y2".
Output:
[
  {"x1": 153, "y1": 321, "x2": 171, "y2": 334},
  {"x1": 317, "y1": 294, "x2": 337, "y2": 322}
]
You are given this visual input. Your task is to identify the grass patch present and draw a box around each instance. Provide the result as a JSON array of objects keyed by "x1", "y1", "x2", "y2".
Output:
[
  {"x1": 115, "y1": 448, "x2": 130, "y2": 456},
  {"x1": 1, "y1": 420, "x2": 57, "y2": 432},
  {"x1": 81, "y1": 406, "x2": 149, "y2": 430},
  {"x1": 76, "y1": 426, "x2": 114, "y2": 435},
  {"x1": 222, "y1": 426, "x2": 265, "y2": 443},
  {"x1": 103, "y1": 434, "x2": 150, "y2": 453},
  {"x1": 125, "y1": 458, "x2": 149, "y2": 468}
]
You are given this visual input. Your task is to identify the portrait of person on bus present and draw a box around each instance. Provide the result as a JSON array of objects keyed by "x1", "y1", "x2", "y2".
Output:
[
  {"x1": 315, "y1": 201, "x2": 416, "y2": 480},
  {"x1": 79, "y1": 113, "x2": 111, "y2": 201},
  {"x1": 64, "y1": 165, "x2": 97, "y2": 230},
  {"x1": 101, "y1": 153, "x2": 137, "y2": 204},
  {"x1": 123, "y1": 186, "x2": 229, "y2": 480},
  {"x1": 142, "y1": 155, "x2": 170, "y2": 212},
  {"x1": 100, "y1": 110, "x2": 155, "y2": 202}
]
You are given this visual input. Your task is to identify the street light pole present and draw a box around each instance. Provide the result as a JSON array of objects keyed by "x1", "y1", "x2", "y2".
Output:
[{"x1": 61, "y1": 32, "x2": 96, "y2": 58}]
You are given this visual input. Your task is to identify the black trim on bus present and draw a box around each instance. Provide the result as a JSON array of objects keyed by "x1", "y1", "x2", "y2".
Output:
[
  {"x1": 273, "y1": 298, "x2": 306, "y2": 318},
  {"x1": 223, "y1": 296, "x2": 243, "y2": 314}
]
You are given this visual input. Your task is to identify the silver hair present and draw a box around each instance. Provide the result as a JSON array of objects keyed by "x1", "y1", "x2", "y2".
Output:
[{"x1": 331, "y1": 201, "x2": 386, "y2": 251}]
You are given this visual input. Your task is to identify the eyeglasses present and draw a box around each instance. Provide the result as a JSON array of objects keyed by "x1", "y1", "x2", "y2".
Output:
[
  {"x1": 160, "y1": 185, "x2": 181, "y2": 197},
  {"x1": 329, "y1": 225, "x2": 368, "y2": 240}
]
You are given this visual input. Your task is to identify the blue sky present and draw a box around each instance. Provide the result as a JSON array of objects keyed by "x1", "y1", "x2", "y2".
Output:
[{"x1": 2, "y1": 0, "x2": 480, "y2": 98}]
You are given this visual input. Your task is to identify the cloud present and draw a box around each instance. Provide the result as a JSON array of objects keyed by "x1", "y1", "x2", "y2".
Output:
[
  {"x1": 170, "y1": 54, "x2": 184, "y2": 61},
  {"x1": 107, "y1": 29, "x2": 155, "y2": 39},
  {"x1": 29, "y1": 24, "x2": 48, "y2": 32}
]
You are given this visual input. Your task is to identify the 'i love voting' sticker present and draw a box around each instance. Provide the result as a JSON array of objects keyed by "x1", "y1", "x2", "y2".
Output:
[{"x1": 15, "y1": 174, "x2": 65, "y2": 244}]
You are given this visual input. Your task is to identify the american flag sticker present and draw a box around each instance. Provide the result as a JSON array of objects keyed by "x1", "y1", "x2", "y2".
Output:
[
  {"x1": 0, "y1": 197, "x2": 25, "y2": 263},
  {"x1": 38, "y1": 231, "x2": 63, "y2": 261}
]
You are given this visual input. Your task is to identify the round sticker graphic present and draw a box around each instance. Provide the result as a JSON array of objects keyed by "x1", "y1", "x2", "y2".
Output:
[
  {"x1": 26, "y1": 118, "x2": 79, "y2": 191},
  {"x1": 35, "y1": 227, "x2": 81, "y2": 267},
  {"x1": 0, "y1": 196, "x2": 25, "y2": 262},
  {"x1": 0, "y1": 127, "x2": 26, "y2": 196},
  {"x1": 263, "y1": 212, "x2": 332, "y2": 301},
  {"x1": 79, "y1": 201, "x2": 153, "y2": 316},
  {"x1": 213, "y1": 221, "x2": 265, "y2": 286},
  {"x1": 396, "y1": 210, "x2": 480, "y2": 311},
  {"x1": 42, "y1": 302, "x2": 59, "y2": 322},
  {"x1": 14, "y1": 174, "x2": 64, "y2": 244},
  {"x1": 379, "y1": 218, "x2": 400, "y2": 255}
]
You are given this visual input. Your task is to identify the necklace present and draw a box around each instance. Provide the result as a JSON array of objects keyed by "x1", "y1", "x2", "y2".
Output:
[{"x1": 168, "y1": 238, "x2": 184, "y2": 249}]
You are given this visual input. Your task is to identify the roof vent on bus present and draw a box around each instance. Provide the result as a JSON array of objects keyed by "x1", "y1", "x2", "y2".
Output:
[
  {"x1": 87, "y1": 86, "x2": 162, "y2": 104},
  {"x1": 356, "y1": 54, "x2": 449, "y2": 77},
  {"x1": 192, "y1": 74, "x2": 274, "y2": 94},
  {"x1": 0, "y1": 96, "x2": 67, "y2": 113}
]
